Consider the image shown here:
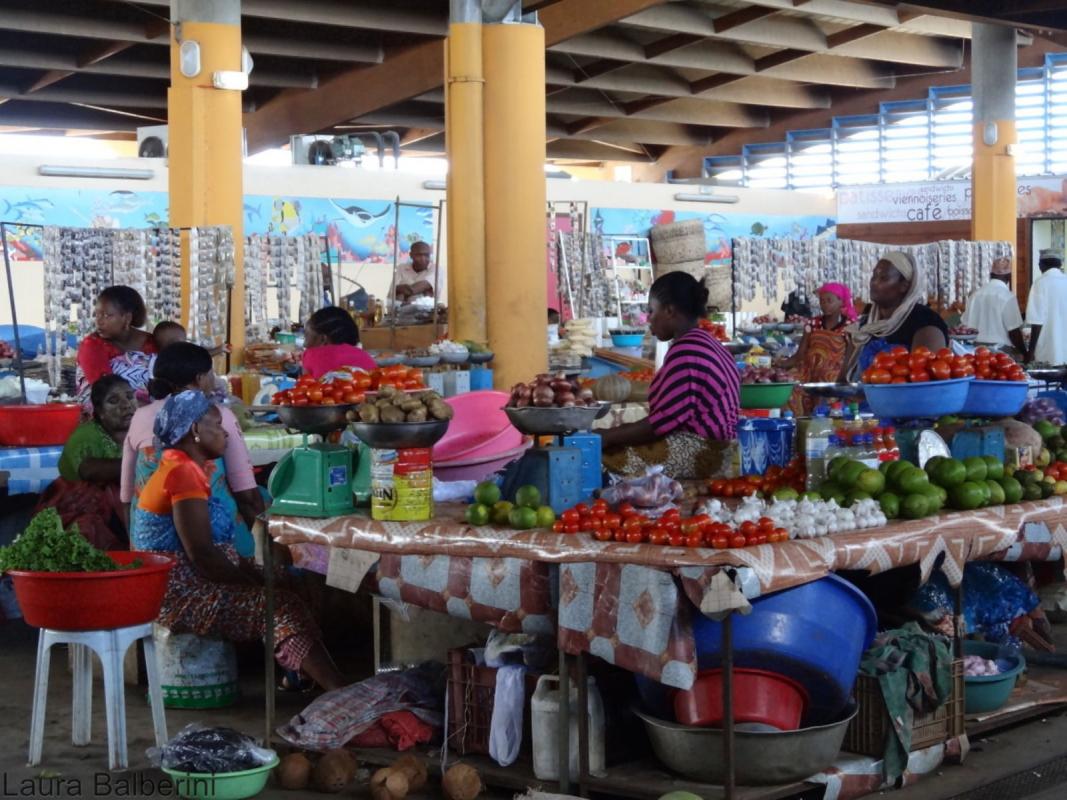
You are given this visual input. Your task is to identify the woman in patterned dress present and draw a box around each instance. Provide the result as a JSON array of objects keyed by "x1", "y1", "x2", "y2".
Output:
[
  {"x1": 75, "y1": 286, "x2": 157, "y2": 411},
  {"x1": 136, "y1": 390, "x2": 345, "y2": 691}
]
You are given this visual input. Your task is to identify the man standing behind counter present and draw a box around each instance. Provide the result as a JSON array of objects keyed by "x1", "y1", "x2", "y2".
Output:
[
  {"x1": 394, "y1": 241, "x2": 435, "y2": 303},
  {"x1": 961, "y1": 257, "x2": 1025, "y2": 354},
  {"x1": 1026, "y1": 249, "x2": 1067, "y2": 365}
]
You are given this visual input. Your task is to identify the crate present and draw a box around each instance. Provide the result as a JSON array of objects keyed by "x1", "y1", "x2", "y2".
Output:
[
  {"x1": 843, "y1": 659, "x2": 965, "y2": 757},
  {"x1": 446, "y1": 647, "x2": 539, "y2": 756}
]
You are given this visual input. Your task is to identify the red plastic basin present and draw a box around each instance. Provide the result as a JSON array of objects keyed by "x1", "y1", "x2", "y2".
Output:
[
  {"x1": 8, "y1": 551, "x2": 175, "y2": 631},
  {"x1": 674, "y1": 668, "x2": 808, "y2": 731},
  {"x1": 0, "y1": 403, "x2": 81, "y2": 446}
]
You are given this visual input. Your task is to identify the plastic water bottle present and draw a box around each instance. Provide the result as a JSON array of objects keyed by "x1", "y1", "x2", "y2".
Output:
[
  {"x1": 857, "y1": 433, "x2": 880, "y2": 469},
  {"x1": 805, "y1": 406, "x2": 833, "y2": 490}
]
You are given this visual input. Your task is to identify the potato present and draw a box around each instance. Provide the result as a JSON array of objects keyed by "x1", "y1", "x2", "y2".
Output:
[
  {"x1": 442, "y1": 763, "x2": 482, "y2": 800},
  {"x1": 406, "y1": 407, "x2": 428, "y2": 423},
  {"x1": 379, "y1": 385, "x2": 399, "y2": 398},
  {"x1": 275, "y1": 752, "x2": 311, "y2": 790},
  {"x1": 312, "y1": 749, "x2": 357, "y2": 793},
  {"x1": 380, "y1": 405, "x2": 406, "y2": 424},
  {"x1": 358, "y1": 404, "x2": 380, "y2": 423},
  {"x1": 399, "y1": 398, "x2": 423, "y2": 413},
  {"x1": 392, "y1": 754, "x2": 427, "y2": 791},
  {"x1": 428, "y1": 400, "x2": 454, "y2": 421}
]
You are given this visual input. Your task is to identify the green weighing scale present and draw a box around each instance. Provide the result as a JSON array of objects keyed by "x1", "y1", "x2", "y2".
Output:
[{"x1": 268, "y1": 404, "x2": 358, "y2": 517}]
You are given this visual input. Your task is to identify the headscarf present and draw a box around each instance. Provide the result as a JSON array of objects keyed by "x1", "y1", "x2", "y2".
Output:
[
  {"x1": 153, "y1": 390, "x2": 212, "y2": 450},
  {"x1": 844, "y1": 250, "x2": 927, "y2": 377},
  {"x1": 816, "y1": 282, "x2": 858, "y2": 323}
]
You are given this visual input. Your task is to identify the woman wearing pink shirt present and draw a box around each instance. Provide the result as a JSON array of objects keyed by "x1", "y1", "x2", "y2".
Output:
[
  {"x1": 121, "y1": 342, "x2": 263, "y2": 543},
  {"x1": 300, "y1": 306, "x2": 377, "y2": 379}
]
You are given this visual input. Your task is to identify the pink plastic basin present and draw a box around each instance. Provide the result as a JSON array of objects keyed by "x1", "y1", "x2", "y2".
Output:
[
  {"x1": 434, "y1": 443, "x2": 531, "y2": 483},
  {"x1": 433, "y1": 391, "x2": 522, "y2": 462}
]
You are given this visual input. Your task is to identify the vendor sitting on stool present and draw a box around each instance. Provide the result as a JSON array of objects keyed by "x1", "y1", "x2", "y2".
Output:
[
  {"x1": 598, "y1": 272, "x2": 740, "y2": 479},
  {"x1": 135, "y1": 390, "x2": 346, "y2": 691},
  {"x1": 36, "y1": 375, "x2": 136, "y2": 550}
]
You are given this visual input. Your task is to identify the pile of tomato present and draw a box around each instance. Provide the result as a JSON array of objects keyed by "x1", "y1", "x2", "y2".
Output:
[
  {"x1": 698, "y1": 319, "x2": 729, "y2": 341},
  {"x1": 971, "y1": 347, "x2": 1028, "y2": 382},
  {"x1": 271, "y1": 366, "x2": 426, "y2": 407},
  {"x1": 619, "y1": 369, "x2": 655, "y2": 383},
  {"x1": 708, "y1": 459, "x2": 805, "y2": 498},
  {"x1": 551, "y1": 499, "x2": 788, "y2": 548},
  {"x1": 861, "y1": 345, "x2": 977, "y2": 384}
]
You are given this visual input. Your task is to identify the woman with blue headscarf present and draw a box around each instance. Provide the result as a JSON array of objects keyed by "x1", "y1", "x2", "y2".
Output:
[{"x1": 136, "y1": 391, "x2": 345, "y2": 691}]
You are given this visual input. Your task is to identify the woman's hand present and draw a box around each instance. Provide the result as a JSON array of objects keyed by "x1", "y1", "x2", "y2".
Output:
[{"x1": 173, "y1": 498, "x2": 257, "y2": 585}]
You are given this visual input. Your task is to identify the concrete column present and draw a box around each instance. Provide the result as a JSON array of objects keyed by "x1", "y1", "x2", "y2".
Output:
[
  {"x1": 483, "y1": 19, "x2": 548, "y2": 389},
  {"x1": 168, "y1": 0, "x2": 246, "y2": 363},
  {"x1": 971, "y1": 23, "x2": 1018, "y2": 265},
  {"x1": 445, "y1": 0, "x2": 487, "y2": 345}
]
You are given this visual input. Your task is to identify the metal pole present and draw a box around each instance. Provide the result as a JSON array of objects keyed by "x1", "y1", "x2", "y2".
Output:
[
  {"x1": 434, "y1": 199, "x2": 445, "y2": 336},
  {"x1": 1, "y1": 223, "x2": 28, "y2": 404},
  {"x1": 576, "y1": 650, "x2": 589, "y2": 798},
  {"x1": 262, "y1": 518, "x2": 275, "y2": 746},
  {"x1": 723, "y1": 613, "x2": 736, "y2": 800},
  {"x1": 558, "y1": 649, "x2": 571, "y2": 794}
]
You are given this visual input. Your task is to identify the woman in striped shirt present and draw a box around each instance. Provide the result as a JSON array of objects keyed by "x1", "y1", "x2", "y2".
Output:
[{"x1": 600, "y1": 272, "x2": 741, "y2": 478}]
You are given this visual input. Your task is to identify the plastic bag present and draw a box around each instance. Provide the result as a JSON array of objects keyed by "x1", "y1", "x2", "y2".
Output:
[
  {"x1": 601, "y1": 467, "x2": 683, "y2": 509},
  {"x1": 148, "y1": 724, "x2": 275, "y2": 773},
  {"x1": 489, "y1": 664, "x2": 526, "y2": 767},
  {"x1": 909, "y1": 564, "x2": 1039, "y2": 644}
]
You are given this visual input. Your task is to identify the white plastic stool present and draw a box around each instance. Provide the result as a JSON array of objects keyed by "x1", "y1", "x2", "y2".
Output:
[{"x1": 29, "y1": 622, "x2": 168, "y2": 770}]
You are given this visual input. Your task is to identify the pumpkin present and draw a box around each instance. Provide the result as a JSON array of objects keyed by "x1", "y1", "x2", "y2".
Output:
[{"x1": 595, "y1": 374, "x2": 632, "y2": 403}]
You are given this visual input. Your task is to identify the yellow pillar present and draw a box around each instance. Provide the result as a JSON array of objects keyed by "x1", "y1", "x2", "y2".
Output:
[
  {"x1": 168, "y1": 2, "x2": 246, "y2": 364},
  {"x1": 445, "y1": 22, "x2": 487, "y2": 345},
  {"x1": 971, "y1": 24, "x2": 1018, "y2": 269},
  {"x1": 483, "y1": 22, "x2": 548, "y2": 389}
]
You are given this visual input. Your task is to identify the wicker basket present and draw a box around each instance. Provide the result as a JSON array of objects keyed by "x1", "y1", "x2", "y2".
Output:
[
  {"x1": 653, "y1": 259, "x2": 707, "y2": 281},
  {"x1": 446, "y1": 648, "x2": 539, "y2": 756},
  {"x1": 706, "y1": 266, "x2": 732, "y2": 310},
  {"x1": 650, "y1": 219, "x2": 705, "y2": 241},
  {"x1": 843, "y1": 659, "x2": 965, "y2": 757},
  {"x1": 652, "y1": 234, "x2": 707, "y2": 264}
]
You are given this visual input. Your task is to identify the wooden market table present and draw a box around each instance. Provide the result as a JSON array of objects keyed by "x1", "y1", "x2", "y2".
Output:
[{"x1": 263, "y1": 497, "x2": 1067, "y2": 799}]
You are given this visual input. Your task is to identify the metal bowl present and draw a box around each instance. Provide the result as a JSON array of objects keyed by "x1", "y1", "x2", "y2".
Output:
[
  {"x1": 1028, "y1": 367, "x2": 1066, "y2": 383},
  {"x1": 350, "y1": 419, "x2": 450, "y2": 449},
  {"x1": 404, "y1": 354, "x2": 441, "y2": 368},
  {"x1": 722, "y1": 341, "x2": 752, "y2": 356},
  {"x1": 275, "y1": 404, "x2": 356, "y2": 435},
  {"x1": 468, "y1": 351, "x2": 494, "y2": 364},
  {"x1": 504, "y1": 403, "x2": 609, "y2": 435},
  {"x1": 800, "y1": 381, "x2": 865, "y2": 399},
  {"x1": 439, "y1": 350, "x2": 470, "y2": 364},
  {"x1": 372, "y1": 352, "x2": 405, "y2": 367},
  {"x1": 634, "y1": 703, "x2": 857, "y2": 786}
]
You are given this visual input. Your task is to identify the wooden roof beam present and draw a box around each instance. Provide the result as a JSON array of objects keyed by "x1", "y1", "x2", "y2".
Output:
[{"x1": 244, "y1": 0, "x2": 673, "y2": 152}]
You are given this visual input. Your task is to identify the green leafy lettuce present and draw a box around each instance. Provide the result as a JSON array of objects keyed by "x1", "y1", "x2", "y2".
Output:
[{"x1": 0, "y1": 508, "x2": 124, "y2": 573}]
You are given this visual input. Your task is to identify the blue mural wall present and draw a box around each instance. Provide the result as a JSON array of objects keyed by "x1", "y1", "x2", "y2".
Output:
[{"x1": 0, "y1": 188, "x2": 437, "y2": 264}]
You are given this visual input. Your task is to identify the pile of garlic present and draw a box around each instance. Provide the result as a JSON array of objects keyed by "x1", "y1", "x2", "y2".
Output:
[{"x1": 701, "y1": 496, "x2": 888, "y2": 540}]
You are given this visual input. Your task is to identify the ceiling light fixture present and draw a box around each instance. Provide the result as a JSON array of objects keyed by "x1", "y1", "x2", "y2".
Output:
[
  {"x1": 38, "y1": 165, "x2": 155, "y2": 180},
  {"x1": 673, "y1": 191, "x2": 739, "y2": 204}
]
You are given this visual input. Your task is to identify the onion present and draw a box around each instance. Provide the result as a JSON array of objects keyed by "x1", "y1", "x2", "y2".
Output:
[
  {"x1": 556, "y1": 391, "x2": 576, "y2": 405},
  {"x1": 578, "y1": 388, "x2": 595, "y2": 401},
  {"x1": 532, "y1": 385, "x2": 555, "y2": 407}
]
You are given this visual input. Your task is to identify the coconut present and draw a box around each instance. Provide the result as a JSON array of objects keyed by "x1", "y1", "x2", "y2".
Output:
[
  {"x1": 442, "y1": 763, "x2": 482, "y2": 800},
  {"x1": 275, "y1": 752, "x2": 312, "y2": 790},
  {"x1": 312, "y1": 749, "x2": 357, "y2": 793}
]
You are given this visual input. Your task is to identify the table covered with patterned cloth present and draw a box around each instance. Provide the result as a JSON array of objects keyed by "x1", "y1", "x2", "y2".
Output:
[
  {"x1": 268, "y1": 498, "x2": 1067, "y2": 690},
  {"x1": 0, "y1": 445, "x2": 62, "y2": 494}
]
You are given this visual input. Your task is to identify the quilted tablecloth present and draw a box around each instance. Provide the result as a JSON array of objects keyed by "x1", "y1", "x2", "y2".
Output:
[{"x1": 0, "y1": 445, "x2": 62, "y2": 494}]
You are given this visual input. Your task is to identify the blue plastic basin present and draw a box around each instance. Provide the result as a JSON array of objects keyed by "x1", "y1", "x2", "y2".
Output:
[
  {"x1": 862, "y1": 377, "x2": 972, "y2": 420},
  {"x1": 961, "y1": 379, "x2": 1028, "y2": 418},
  {"x1": 611, "y1": 333, "x2": 645, "y2": 347},
  {"x1": 963, "y1": 640, "x2": 1025, "y2": 714},
  {"x1": 690, "y1": 575, "x2": 877, "y2": 724}
]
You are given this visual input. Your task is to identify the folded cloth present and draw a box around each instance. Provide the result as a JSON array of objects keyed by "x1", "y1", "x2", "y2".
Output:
[
  {"x1": 859, "y1": 622, "x2": 953, "y2": 783},
  {"x1": 350, "y1": 711, "x2": 434, "y2": 751}
]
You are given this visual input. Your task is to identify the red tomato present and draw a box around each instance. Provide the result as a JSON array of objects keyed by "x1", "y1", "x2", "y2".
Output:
[
  {"x1": 626, "y1": 530, "x2": 645, "y2": 544},
  {"x1": 935, "y1": 347, "x2": 953, "y2": 361},
  {"x1": 613, "y1": 528, "x2": 628, "y2": 542},
  {"x1": 889, "y1": 345, "x2": 908, "y2": 357},
  {"x1": 773, "y1": 527, "x2": 789, "y2": 543},
  {"x1": 873, "y1": 352, "x2": 896, "y2": 370},
  {"x1": 908, "y1": 353, "x2": 929, "y2": 370},
  {"x1": 297, "y1": 375, "x2": 316, "y2": 387},
  {"x1": 668, "y1": 532, "x2": 686, "y2": 547},
  {"x1": 909, "y1": 370, "x2": 930, "y2": 383},
  {"x1": 587, "y1": 517, "x2": 603, "y2": 532},
  {"x1": 866, "y1": 369, "x2": 892, "y2": 385},
  {"x1": 617, "y1": 502, "x2": 635, "y2": 516},
  {"x1": 565, "y1": 522, "x2": 581, "y2": 535},
  {"x1": 729, "y1": 533, "x2": 747, "y2": 549},
  {"x1": 592, "y1": 527, "x2": 611, "y2": 541},
  {"x1": 686, "y1": 533, "x2": 703, "y2": 548},
  {"x1": 649, "y1": 528, "x2": 669, "y2": 546},
  {"x1": 951, "y1": 365, "x2": 975, "y2": 379},
  {"x1": 710, "y1": 535, "x2": 729, "y2": 549},
  {"x1": 593, "y1": 498, "x2": 609, "y2": 511},
  {"x1": 604, "y1": 513, "x2": 622, "y2": 529},
  {"x1": 574, "y1": 503, "x2": 590, "y2": 517},
  {"x1": 291, "y1": 396, "x2": 309, "y2": 407},
  {"x1": 739, "y1": 520, "x2": 757, "y2": 537},
  {"x1": 561, "y1": 509, "x2": 579, "y2": 524},
  {"x1": 662, "y1": 508, "x2": 682, "y2": 520},
  {"x1": 552, "y1": 521, "x2": 565, "y2": 533},
  {"x1": 621, "y1": 516, "x2": 642, "y2": 533},
  {"x1": 753, "y1": 532, "x2": 768, "y2": 545},
  {"x1": 757, "y1": 516, "x2": 774, "y2": 530},
  {"x1": 680, "y1": 518, "x2": 700, "y2": 536},
  {"x1": 928, "y1": 359, "x2": 951, "y2": 381}
]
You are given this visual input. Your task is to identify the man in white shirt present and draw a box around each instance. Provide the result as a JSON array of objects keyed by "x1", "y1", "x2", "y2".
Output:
[
  {"x1": 393, "y1": 241, "x2": 435, "y2": 303},
  {"x1": 961, "y1": 257, "x2": 1025, "y2": 352},
  {"x1": 1026, "y1": 249, "x2": 1067, "y2": 365}
]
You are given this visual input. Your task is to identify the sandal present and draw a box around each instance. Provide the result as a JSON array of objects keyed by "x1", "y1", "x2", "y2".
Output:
[{"x1": 277, "y1": 670, "x2": 315, "y2": 693}]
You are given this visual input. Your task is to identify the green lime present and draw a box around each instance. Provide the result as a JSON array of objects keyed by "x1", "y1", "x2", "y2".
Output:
[
  {"x1": 508, "y1": 506, "x2": 538, "y2": 530},
  {"x1": 902, "y1": 493, "x2": 928, "y2": 519},
  {"x1": 535, "y1": 505, "x2": 556, "y2": 528},
  {"x1": 879, "y1": 460, "x2": 894, "y2": 476},
  {"x1": 885, "y1": 460, "x2": 913, "y2": 485},
  {"x1": 919, "y1": 484, "x2": 944, "y2": 512},
  {"x1": 465, "y1": 503, "x2": 490, "y2": 526},
  {"x1": 802, "y1": 491, "x2": 824, "y2": 502},
  {"x1": 845, "y1": 489, "x2": 871, "y2": 507},
  {"x1": 924, "y1": 455, "x2": 947, "y2": 476},
  {"x1": 773, "y1": 486, "x2": 800, "y2": 501},
  {"x1": 490, "y1": 500, "x2": 514, "y2": 525},
  {"x1": 1015, "y1": 469, "x2": 1037, "y2": 485},
  {"x1": 827, "y1": 456, "x2": 851, "y2": 480},
  {"x1": 932, "y1": 458, "x2": 967, "y2": 489},
  {"x1": 898, "y1": 467, "x2": 930, "y2": 495},
  {"x1": 839, "y1": 461, "x2": 867, "y2": 489},
  {"x1": 856, "y1": 468, "x2": 886, "y2": 497},
  {"x1": 1024, "y1": 482, "x2": 1044, "y2": 501},
  {"x1": 975, "y1": 480, "x2": 992, "y2": 506},
  {"x1": 474, "y1": 481, "x2": 501, "y2": 506},
  {"x1": 819, "y1": 481, "x2": 846, "y2": 503},
  {"x1": 963, "y1": 456, "x2": 988, "y2": 482},
  {"x1": 949, "y1": 481, "x2": 984, "y2": 511},
  {"x1": 998, "y1": 476, "x2": 1023, "y2": 504},
  {"x1": 982, "y1": 456, "x2": 1004, "y2": 481},
  {"x1": 879, "y1": 492, "x2": 901, "y2": 519},
  {"x1": 1034, "y1": 419, "x2": 1057, "y2": 440},
  {"x1": 514, "y1": 485, "x2": 542, "y2": 510},
  {"x1": 1041, "y1": 480, "x2": 1055, "y2": 499},
  {"x1": 984, "y1": 479, "x2": 1006, "y2": 505}
]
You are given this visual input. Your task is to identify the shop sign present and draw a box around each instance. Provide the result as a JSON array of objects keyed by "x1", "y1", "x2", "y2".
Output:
[{"x1": 837, "y1": 176, "x2": 1067, "y2": 224}]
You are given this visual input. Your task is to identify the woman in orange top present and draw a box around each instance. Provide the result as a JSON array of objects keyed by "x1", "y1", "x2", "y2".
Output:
[{"x1": 135, "y1": 390, "x2": 345, "y2": 691}]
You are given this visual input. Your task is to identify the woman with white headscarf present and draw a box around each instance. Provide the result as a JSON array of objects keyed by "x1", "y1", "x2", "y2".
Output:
[{"x1": 841, "y1": 251, "x2": 949, "y2": 380}]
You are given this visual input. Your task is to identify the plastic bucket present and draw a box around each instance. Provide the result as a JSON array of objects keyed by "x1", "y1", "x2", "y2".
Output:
[
  {"x1": 162, "y1": 757, "x2": 278, "y2": 800},
  {"x1": 963, "y1": 640, "x2": 1025, "y2": 714},
  {"x1": 690, "y1": 574, "x2": 877, "y2": 724},
  {"x1": 962, "y1": 379, "x2": 1029, "y2": 418},
  {"x1": 862, "y1": 377, "x2": 972, "y2": 419},
  {"x1": 674, "y1": 668, "x2": 808, "y2": 730},
  {"x1": 740, "y1": 382, "x2": 794, "y2": 409},
  {"x1": 0, "y1": 404, "x2": 81, "y2": 446},
  {"x1": 9, "y1": 551, "x2": 174, "y2": 631}
]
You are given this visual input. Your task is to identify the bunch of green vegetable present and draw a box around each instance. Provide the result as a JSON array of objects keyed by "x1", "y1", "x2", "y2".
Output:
[{"x1": 0, "y1": 509, "x2": 124, "y2": 573}]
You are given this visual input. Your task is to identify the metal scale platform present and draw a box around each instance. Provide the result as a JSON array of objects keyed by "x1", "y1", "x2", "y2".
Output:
[{"x1": 267, "y1": 405, "x2": 357, "y2": 517}]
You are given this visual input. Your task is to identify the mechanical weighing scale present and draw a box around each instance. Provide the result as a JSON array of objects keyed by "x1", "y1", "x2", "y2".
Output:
[
  {"x1": 267, "y1": 404, "x2": 358, "y2": 517},
  {"x1": 500, "y1": 404, "x2": 609, "y2": 514}
]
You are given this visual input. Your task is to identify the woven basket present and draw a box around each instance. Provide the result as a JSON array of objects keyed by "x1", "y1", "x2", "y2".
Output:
[
  {"x1": 651, "y1": 220, "x2": 707, "y2": 263},
  {"x1": 654, "y1": 259, "x2": 707, "y2": 281},
  {"x1": 706, "y1": 266, "x2": 732, "y2": 310},
  {"x1": 650, "y1": 219, "x2": 705, "y2": 241}
]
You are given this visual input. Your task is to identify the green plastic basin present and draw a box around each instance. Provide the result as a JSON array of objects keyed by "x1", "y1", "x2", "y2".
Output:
[
  {"x1": 963, "y1": 640, "x2": 1025, "y2": 715},
  {"x1": 162, "y1": 757, "x2": 278, "y2": 800},
  {"x1": 740, "y1": 382, "x2": 795, "y2": 409}
]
